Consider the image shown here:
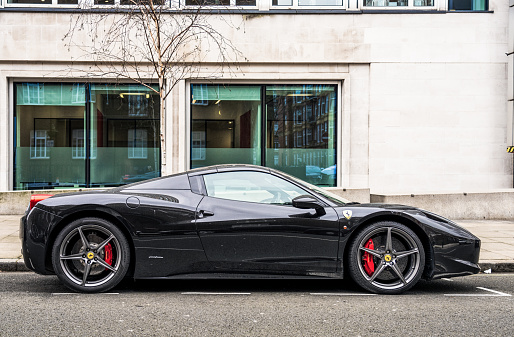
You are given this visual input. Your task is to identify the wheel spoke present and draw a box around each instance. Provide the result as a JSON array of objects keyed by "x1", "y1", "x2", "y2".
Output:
[
  {"x1": 81, "y1": 262, "x2": 92, "y2": 286},
  {"x1": 396, "y1": 248, "x2": 419, "y2": 260},
  {"x1": 60, "y1": 253, "x2": 84, "y2": 261},
  {"x1": 391, "y1": 262, "x2": 407, "y2": 285},
  {"x1": 385, "y1": 227, "x2": 393, "y2": 252},
  {"x1": 360, "y1": 246, "x2": 382, "y2": 258},
  {"x1": 78, "y1": 227, "x2": 90, "y2": 249},
  {"x1": 96, "y1": 234, "x2": 114, "y2": 252},
  {"x1": 369, "y1": 262, "x2": 387, "y2": 282},
  {"x1": 95, "y1": 257, "x2": 117, "y2": 273}
]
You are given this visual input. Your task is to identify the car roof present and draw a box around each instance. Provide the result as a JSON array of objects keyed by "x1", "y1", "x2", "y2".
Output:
[{"x1": 187, "y1": 164, "x2": 271, "y2": 176}]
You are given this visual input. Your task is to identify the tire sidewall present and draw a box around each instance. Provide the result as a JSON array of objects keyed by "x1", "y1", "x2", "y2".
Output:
[
  {"x1": 52, "y1": 217, "x2": 130, "y2": 293},
  {"x1": 347, "y1": 221, "x2": 425, "y2": 295}
]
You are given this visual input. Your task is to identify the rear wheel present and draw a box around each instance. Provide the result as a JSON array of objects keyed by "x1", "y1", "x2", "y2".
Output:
[
  {"x1": 347, "y1": 221, "x2": 425, "y2": 294},
  {"x1": 52, "y1": 217, "x2": 130, "y2": 293}
]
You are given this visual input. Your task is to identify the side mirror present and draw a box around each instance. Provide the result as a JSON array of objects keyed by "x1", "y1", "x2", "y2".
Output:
[{"x1": 292, "y1": 195, "x2": 326, "y2": 216}]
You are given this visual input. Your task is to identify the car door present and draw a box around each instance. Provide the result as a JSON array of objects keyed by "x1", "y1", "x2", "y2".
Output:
[{"x1": 195, "y1": 170, "x2": 340, "y2": 275}]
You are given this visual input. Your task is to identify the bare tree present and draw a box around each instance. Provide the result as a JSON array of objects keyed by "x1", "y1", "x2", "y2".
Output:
[{"x1": 64, "y1": 1, "x2": 244, "y2": 172}]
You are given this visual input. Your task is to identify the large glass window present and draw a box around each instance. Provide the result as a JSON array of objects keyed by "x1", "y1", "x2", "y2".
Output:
[
  {"x1": 190, "y1": 84, "x2": 337, "y2": 187},
  {"x1": 14, "y1": 82, "x2": 160, "y2": 190},
  {"x1": 191, "y1": 85, "x2": 262, "y2": 168}
]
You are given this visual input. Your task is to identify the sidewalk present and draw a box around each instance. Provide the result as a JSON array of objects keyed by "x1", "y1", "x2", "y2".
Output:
[{"x1": 1, "y1": 215, "x2": 513, "y2": 272}]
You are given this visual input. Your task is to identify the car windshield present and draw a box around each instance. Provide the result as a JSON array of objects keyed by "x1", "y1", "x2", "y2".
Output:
[{"x1": 277, "y1": 172, "x2": 352, "y2": 206}]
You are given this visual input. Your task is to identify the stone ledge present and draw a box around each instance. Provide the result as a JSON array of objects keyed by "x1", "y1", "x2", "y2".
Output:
[
  {"x1": 0, "y1": 189, "x2": 96, "y2": 215},
  {"x1": 370, "y1": 190, "x2": 514, "y2": 220}
]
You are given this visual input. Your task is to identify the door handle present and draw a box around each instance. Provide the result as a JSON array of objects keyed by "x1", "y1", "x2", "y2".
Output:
[{"x1": 198, "y1": 210, "x2": 214, "y2": 218}]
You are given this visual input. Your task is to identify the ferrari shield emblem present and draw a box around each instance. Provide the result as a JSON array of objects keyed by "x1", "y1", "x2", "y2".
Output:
[{"x1": 343, "y1": 210, "x2": 352, "y2": 220}]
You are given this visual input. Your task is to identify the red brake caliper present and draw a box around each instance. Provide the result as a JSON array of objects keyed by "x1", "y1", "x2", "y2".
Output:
[
  {"x1": 104, "y1": 243, "x2": 113, "y2": 270},
  {"x1": 363, "y1": 239, "x2": 375, "y2": 276}
]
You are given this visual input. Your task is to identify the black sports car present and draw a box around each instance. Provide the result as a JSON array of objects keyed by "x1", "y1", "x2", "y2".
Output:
[{"x1": 20, "y1": 164, "x2": 481, "y2": 294}]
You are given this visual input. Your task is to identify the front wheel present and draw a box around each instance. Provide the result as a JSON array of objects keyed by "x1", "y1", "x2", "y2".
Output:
[
  {"x1": 347, "y1": 221, "x2": 425, "y2": 294},
  {"x1": 52, "y1": 218, "x2": 130, "y2": 293}
]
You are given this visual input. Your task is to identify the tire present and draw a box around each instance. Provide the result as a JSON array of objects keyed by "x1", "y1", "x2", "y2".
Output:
[
  {"x1": 51, "y1": 217, "x2": 130, "y2": 293},
  {"x1": 347, "y1": 221, "x2": 425, "y2": 294}
]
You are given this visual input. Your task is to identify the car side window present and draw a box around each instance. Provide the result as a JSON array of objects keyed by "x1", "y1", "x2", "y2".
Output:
[{"x1": 203, "y1": 171, "x2": 307, "y2": 205}]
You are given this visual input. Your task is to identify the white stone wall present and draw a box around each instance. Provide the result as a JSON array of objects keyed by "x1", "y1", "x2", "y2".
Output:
[{"x1": 0, "y1": 2, "x2": 511, "y2": 193}]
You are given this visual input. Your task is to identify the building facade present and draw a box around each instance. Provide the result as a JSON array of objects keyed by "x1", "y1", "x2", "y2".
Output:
[{"x1": 0, "y1": 0, "x2": 512, "y2": 194}]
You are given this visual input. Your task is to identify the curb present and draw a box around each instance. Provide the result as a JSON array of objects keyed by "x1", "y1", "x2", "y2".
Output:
[
  {"x1": 479, "y1": 262, "x2": 514, "y2": 273},
  {"x1": 0, "y1": 259, "x2": 30, "y2": 272},
  {"x1": 1, "y1": 259, "x2": 514, "y2": 273}
]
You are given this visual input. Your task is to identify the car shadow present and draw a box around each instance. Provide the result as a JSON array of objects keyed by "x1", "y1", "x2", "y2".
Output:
[
  {"x1": 1, "y1": 272, "x2": 481, "y2": 296},
  {"x1": 115, "y1": 277, "x2": 478, "y2": 295},
  {"x1": 119, "y1": 277, "x2": 361, "y2": 294}
]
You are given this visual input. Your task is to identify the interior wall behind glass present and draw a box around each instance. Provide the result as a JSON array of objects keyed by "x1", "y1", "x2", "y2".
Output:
[
  {"x1": 14, "y1": 83, "x2": 86, "y2": 190},
  {"x1": 265, "y1": 84, "x2": 337, "y2": 187},
  {"x1": 191, "y1": 84, "x2": 262, "y2": 168},
  {"x1": 90, "y1": 84, "x2": 160, "y2": 187}
]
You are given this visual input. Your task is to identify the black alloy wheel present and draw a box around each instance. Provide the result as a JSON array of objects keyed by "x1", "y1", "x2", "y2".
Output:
[
  {"x1": 348, "y1": 221, "x2": 425, "y2": 294},
  {"x1": 52, "y1": 218, "x2": 130, "y2": 293}
]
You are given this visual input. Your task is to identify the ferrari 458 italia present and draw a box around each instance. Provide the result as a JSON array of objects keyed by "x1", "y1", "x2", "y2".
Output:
[{"x1": 21, "y1": 165, "x2": 481, "y2": 294}]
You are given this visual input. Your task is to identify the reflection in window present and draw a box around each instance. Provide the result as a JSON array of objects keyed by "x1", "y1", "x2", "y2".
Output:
[
  {"x1": 190, "y1": 85, "x2": 262, "y2": 168},
  {"x1": 185, "y1": 0, "x2": 230, "y2": 5},
  {"x1": 414, "y1": 0, "x2": 433, "y2": 4},
  {"x1": 365, "y1": 0, "x2": 408, "y2": 6},
  {"x1": 273, "y1": 0, "x2": 342, "y2": 4},
  {"x1": 21, "y1": 84, "x2": 44, "y2": 105},
  {"x1": 298, "y1": 0, "x2": 342, "y2": 5},
  {"x1": 203, "y1": 171, "x2": 306, "y2": 205},
  {"x1": 120, "y1": 0, "x2": 165, "y2": 4},
  {"x1": 266, "y1": 85, "x2": 337, "y2": 187},
  {"x1": 7, "y1": 0, "x2": 51, "y2": 3},
  {"x1": 128, "y1": 129, "x2": 148, "y2": 159},
  {"x1": 14, "y1": 82, "x2": 159, "y2": 190},
  {"x1": 72, "y1": 129, "x2": 85, "y2": 159},
  {"x1": 190, "y1": 84, "x2": 337, "y2": 187},
  {"x1": 30, "y1": 130, "x2": 50, "y2": 159},
  {"x1": 191, "y1": 131, "x2": 206, "y2": 160}
]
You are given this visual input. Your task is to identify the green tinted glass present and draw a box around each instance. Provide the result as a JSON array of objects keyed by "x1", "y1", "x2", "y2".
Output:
[
  {"x1": 14, "y1": 83, "x2": 160, "y2": 190},
  {"x1": 89, "y1": 84, "x2": 160, "y2": 187},
  {"x1": 14, "y1": 83, "x2": 86, "y2": 190},
  {"x1": 265, "y1": 85, "x2": 337, "y2": 187},
  {"x1": 191, "y1": 85, "x2": 262, "y2": 168}
]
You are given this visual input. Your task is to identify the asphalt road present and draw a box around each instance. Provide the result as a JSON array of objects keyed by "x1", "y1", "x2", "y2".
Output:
[{"x1": 0, "y1": 273, "x2": 512, "y2": 336}]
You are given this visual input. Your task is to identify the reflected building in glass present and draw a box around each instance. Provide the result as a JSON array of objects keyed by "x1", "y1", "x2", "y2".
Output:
[{"x1": 190, "y1": 84, "x2": 337, "y2": 187}]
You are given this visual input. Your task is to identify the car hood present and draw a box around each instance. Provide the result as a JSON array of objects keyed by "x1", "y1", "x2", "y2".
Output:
[{"x1": 341, "y1": 203, "x2": 477, "y2": 239}]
